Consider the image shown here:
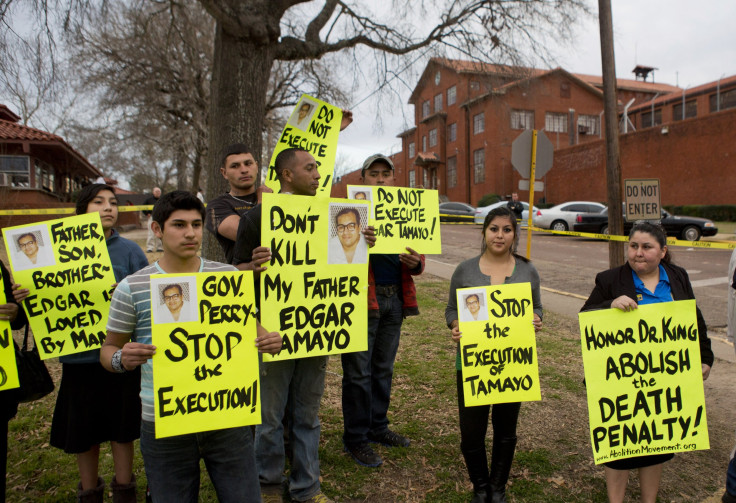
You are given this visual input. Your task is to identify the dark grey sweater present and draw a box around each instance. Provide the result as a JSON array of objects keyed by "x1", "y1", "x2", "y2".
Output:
[{"x1": 445, "y1": 255, "x2": 543, "y2": 327}]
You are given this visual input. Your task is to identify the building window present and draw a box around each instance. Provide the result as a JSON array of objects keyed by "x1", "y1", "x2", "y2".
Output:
[
  {"x1": 709, "y1": 88, "x2": 736, "y2": 112},
  {"x1": 422, "y1": 135, "x2": 427, "y2": 151},
  {"x1": 511, "y1": 109, "x2": 534, "y2": 130},
  {"x1": 409, "y1": 170, "x2": 416, "y2": 188},
  {"x1": 408, "y1": 142, "x2": 415, "y2": 158},
  {"x1": 429, "y1": 128, "x2": 438, "y2": 147},
  {"x1": 640, "y1": 109, "x2": 661, "y2": 128},
  {"x1": 434, "y1": 93, "x2": 443, "y2": 112},
  {"x1": 0, "y1": 155, "x2": 30, "y2": 187},
  {"x1": 473, "y1": 148, "x2": 485, "y2": 184},
  {"x1": 470, "y1": 80, "x2": 480, "y2": 91},
  {"x1": 447, "y1": 85, "x2": 457, "y2": 106},
  {"x1": 578, "y1": 114, "x2": 600, "y2": 135},
  {"x1": 545, "y1": 112, "x2": 568, "y2": 133},
  {"x1": 473, "y1": 112, "x2": 485, "y2": 134},
  {"x1": 673, "y1": 100, "x2": 697, "y2": 120},
  {"x1": 560, "y1": 81, "x2": 571, "y2": 99},
  {"x1": 422, "y1": 168, "x2": 428, "y2": 187},
  {"x1": 422, "y1": 100, "x2": 430, "y2": 118},
  {"x1": 447, "y1": 156, "x2": 457, "y2": 188},
  {"x1": 447, "y1": 123, "x2": 457, "y2": 142}
]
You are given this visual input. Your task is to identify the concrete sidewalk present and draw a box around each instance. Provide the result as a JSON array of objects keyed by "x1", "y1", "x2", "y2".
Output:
[{"x1": 423, "y1": 257, "x2": 735, "y2": 364}]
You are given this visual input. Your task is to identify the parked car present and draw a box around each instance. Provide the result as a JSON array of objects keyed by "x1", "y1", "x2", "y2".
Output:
[
  {"x1": 439, "y1": 202, "x2": 477, "y2": 223},
  {"x1": 573, "y1": 208, "x2": 718, "y2": 241},
  {"x1": 474, "y1": 200, "x2": 538, "y2": 224},
  {"x1": 534, "y1": 201, "x2": 606, "y2": 231}
]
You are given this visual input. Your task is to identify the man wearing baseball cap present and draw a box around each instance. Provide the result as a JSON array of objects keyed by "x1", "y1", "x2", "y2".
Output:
[{"x1": 341, "y1": 154, "x2": 425, "y2": 467}]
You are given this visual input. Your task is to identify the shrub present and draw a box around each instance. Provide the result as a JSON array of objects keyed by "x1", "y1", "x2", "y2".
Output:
[{"x1": 477, "y1": 193, "x2": 502, "y2": 207}]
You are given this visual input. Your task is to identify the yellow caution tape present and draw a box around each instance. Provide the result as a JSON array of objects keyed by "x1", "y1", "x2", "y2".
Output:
[
  {"x1": 0, "y1": 205, "x2": 155, "y2": 216},
  {"x1": 529, "y1": 226, "x2": 736, "y2": 250},
  {"x1": 439, "y1": 213, "x2": 477, "y2": 225}
]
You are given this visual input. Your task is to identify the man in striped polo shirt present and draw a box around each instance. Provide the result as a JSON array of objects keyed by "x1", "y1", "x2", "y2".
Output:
[{"x1": 101, "y1": 190, "x2": 282, "y2": 502}]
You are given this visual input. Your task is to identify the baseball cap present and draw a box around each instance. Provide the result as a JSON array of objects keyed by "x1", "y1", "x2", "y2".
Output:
[{"x1": 361, "y1": 154, "x2": 395, "y2": 177}]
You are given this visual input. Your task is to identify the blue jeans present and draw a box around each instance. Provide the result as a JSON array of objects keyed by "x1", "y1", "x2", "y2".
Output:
[
  {"x1": 255, "y1": 355, "x2": 328, "y2": 501},
  {"x1": 341, "y1": 290, "x2": 403, "y2": 446},
  {"x1": 727, "y1": 448, "x2": 736, "y2": 496},
  {"x1": 139, "y1": 420, "x2": 259, "y2": 503}
]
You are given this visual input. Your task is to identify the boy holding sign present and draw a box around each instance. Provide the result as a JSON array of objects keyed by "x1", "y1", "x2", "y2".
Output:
[
  {"x1": 341, "y1": 154, "x2": 424, "y2": 468},
  {"x1": 101, "y1": 191, "x2": 282, "y2": 502}
]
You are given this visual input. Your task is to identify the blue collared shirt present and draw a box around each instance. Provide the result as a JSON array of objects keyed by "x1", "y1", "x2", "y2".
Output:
[{"x1": 632, "y1": 264, "x2": 673, "y2": 305}]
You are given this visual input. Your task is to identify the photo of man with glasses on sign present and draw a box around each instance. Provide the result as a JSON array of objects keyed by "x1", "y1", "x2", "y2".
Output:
[
  {"x1": 155, "y1": 281, "x2": 197, "y2": 324},
  {"x1": 328, "y1": 206, "x2": 368, "y2": 265},
  {"x1": 12, "y1": 229, "x2": 55, "y2": 271},
  {"x1": 460, "y1": 291, "x2": 488, "y2": 322}
]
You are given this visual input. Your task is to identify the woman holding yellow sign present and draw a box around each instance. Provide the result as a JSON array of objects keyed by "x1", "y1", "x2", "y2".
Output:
[
  {"x1": 445, "y1": 207, "x2": 543, "y2": 503},
  {"x1": 14, "y1": 184, "x2": 148, "y2": 502},
  {"x1": 581, "y1": 222, "x2": 713, "y2": 503}
]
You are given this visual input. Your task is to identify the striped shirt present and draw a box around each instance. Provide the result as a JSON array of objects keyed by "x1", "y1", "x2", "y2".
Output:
[{"x1": 106, "y1": 258, "x2": 237, "y2": 422}]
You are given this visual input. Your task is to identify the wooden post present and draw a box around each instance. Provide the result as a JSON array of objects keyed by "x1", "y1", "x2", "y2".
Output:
[
  {"x1": 525, "y1": 130, "x2": 537, "y2": 259},
  {"x1": 598, "y1": 0, "x2": 625, "y2": 267}
]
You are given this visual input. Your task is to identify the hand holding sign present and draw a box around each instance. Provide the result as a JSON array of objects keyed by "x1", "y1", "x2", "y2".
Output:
[
  {"x1": 2, "y1": 213, "x2": 116, "y2": 359},
  {"x1": 578, "y1": 300, "x2": 709, "y2": 464},
  {"x1": 457, "y1": 283, "x2": 541, "y2": 407}
]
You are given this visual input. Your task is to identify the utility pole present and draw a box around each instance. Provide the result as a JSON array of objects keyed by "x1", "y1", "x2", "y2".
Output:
[{"x1": 598, "y1": 0, "x2": 625, "y2": 267}]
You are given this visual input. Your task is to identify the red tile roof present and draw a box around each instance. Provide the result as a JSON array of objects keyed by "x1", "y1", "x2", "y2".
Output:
[
  {"x1": 0, "y1": 109, "x2": 102, "y2": 177},
  {"x1": 0, "y1": 105, "x2": 20, "y2": 122},
  {"x1": 410, "y1": 58, "x2": 681, "y2": 105},
  {"x1": 573, "y1": 73, "x2": 681, "y2": 94},
  {"x1": 0, "y1": 118, "x2": 66, "y2": 143},
  {"x1": 415, "y1": 152, "x2": 441, "y2": 163},
  {"x1": 627, "y1": 74, "x2": 736, "y2": 112}
]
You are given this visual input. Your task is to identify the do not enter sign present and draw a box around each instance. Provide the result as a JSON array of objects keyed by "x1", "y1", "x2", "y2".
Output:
[{"x1": 624, "y1": 178, "x2": 661, "y2": 221}]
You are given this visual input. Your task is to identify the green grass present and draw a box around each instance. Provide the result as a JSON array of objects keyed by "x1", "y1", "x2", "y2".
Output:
[
  {"x1": 4, "y1": 274, "x2": 729, "y2": 502},
  {"x1": 715, "y1": 221, "x2": 736, "y2": 235}
]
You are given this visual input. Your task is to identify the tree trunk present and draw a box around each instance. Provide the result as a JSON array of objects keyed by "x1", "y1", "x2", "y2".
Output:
[
  {"x1": 175, "y1": 140, "x2": 189, "y2": 190},
  {"x1": 202, "y1": 22, "x2": 274, "y2": 262},
  {"x1": 191, "y1": 148, "x2": 203, "y2": 194},
  {"x1": 598, "y1": 0, "x2": 625, "y2": 268}
]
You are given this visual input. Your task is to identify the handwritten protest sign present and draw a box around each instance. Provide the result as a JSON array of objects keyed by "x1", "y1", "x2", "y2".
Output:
[
  {"x1": 151, "y1": 271, "x2": 260, "y2": 438},
  {"x1": 458, "y1": 283, "x2": 540, "y2": 407},
  {"x1": 0, "y1": 273, "x2": 19, "y2": 392},
  {"x1": 578, "y1": 300, "x2": 709, "y2": 464},
  {"x1": 260, "y1": 193, "x2": 368, "y2": 361},
  {"x1": 265, "y1": 95, "x2": 342, "y2": 196},
  {"x1": 347, "y1": 185, "x2": 441, "y2": 255},
  {"x1": 2, "y1": 213, "x2": 116, "y2": 359}
]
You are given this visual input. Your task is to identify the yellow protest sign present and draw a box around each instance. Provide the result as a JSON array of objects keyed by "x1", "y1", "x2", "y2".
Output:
[
  {"x1": 458, "y1": 283, "x2": 540, "y2": 407},
  {"x1": 0, "y1": 273, "x2": 19, "y2": 391},
  {"x1": 2, "y1": 213, "x2": 116, "y2": 359},
  {"x1": 151, "y1": 271, "x2": 260, "y2": 438},
  {"x1": 578, "y1": 300, "x2": 709, "y2": 465},
  {"x1": 260, "y1": 192, "x2": 368, "y2": 361},
  {"x1": 347, "y1": 185, "x2": 441, "y2": 254},
  {"x1": 265, "y1": 95, "x2": 342, "y2": 196}
]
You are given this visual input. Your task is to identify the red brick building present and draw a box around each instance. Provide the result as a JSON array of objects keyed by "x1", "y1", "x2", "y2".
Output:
[
  {"x1": 332, "y1": 58, "x2": 679, "y2": 204},
  {"x1": 547, "y1": 77, "x2": 736, "y2": 206},
  {"x1": 0, "y1": 104, "x2": 141, "y2": 227}
]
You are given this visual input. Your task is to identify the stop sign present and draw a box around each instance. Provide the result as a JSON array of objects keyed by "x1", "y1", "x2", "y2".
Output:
[{"x1": 511, "y1": 130, "x2": 554, "y2": 179}]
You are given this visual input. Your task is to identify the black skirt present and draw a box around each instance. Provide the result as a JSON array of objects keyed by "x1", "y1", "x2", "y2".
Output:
[
  {"x1": 605, "y1": 453, "x2": 674, "y2": 470},
  {"x1": 50, "y1": 362, "x2": 141, "y2": 454}
]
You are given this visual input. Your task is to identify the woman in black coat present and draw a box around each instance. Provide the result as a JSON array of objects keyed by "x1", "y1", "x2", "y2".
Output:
[
  {"x1": 581, "y1": 222, "x2": 712, "y2": 503},
  {"x1": 0, "y1": 261, "x2": 28, "y2": 502}
]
